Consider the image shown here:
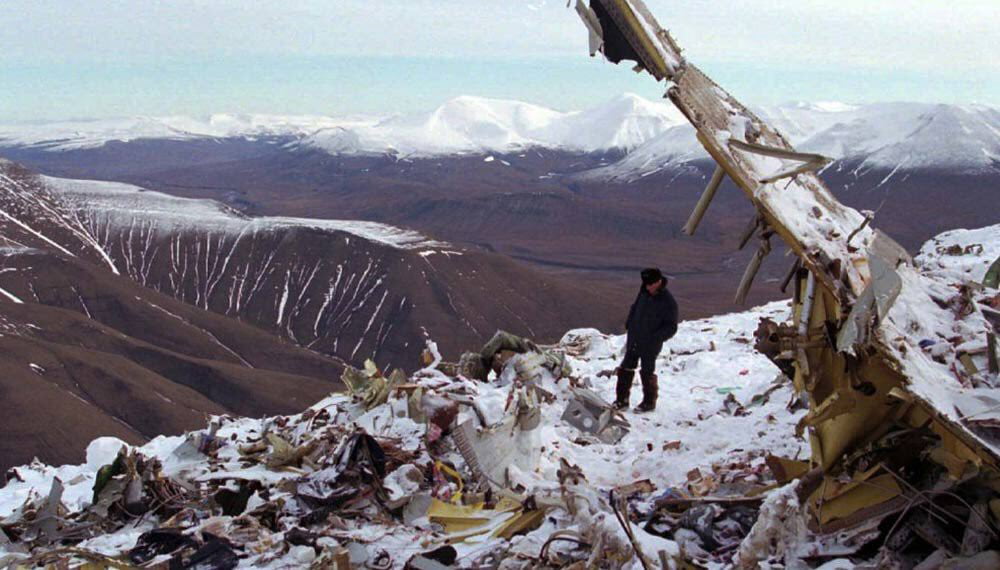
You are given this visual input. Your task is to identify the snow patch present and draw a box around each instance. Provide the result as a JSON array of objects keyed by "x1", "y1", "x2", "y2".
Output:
[{"x1": 43, "y1": 176, "x2": 449, "y2": 251}]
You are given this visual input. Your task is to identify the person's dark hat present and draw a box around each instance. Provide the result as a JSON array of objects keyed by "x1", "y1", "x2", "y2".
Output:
[{"x1": 641, "y1": 267, "x2": 664, "y2": 286}]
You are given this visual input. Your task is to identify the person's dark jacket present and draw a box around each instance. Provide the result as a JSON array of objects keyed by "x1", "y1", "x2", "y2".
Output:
[{"x1": 625, "y1": 282, "x2": 679, "y2": 352}]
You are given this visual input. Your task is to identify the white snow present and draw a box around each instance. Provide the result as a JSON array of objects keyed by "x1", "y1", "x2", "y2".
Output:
[
  {"x1": 304, "y1": 93, "x2": 686, "y2": 157},
  {"x1": 42, "y1": 176, "x2": 448, "y2": 251},
  {"x1": 0, "y1": 114, "x2": 375, "y2": 152},
  {"x1": 0, "y1": 286, "x2": 23, "y2": 304},
  {"x1": 915, "y1": 223, "x2": 1000, "y2": 284},
  {"x1": 588, "y1": 100, "x2": 1000, "y2": 180},
  {"x1": 872, "y1": 223, "x2": 1000, "y2": 459},
  {"x1": 2, "y1": 96, "x2": 997, "y2": 175},
  {"x1": 0, "y1": 299, "x2": 803, "y2": 566}
]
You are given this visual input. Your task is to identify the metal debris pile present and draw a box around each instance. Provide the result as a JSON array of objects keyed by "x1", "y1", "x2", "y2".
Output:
[
  {"x1": 0, "y1": 325, "x2": 827, "y2": 569},
  {"x1": 5, "y1": 224, "x2": 997, "y2": 568}
]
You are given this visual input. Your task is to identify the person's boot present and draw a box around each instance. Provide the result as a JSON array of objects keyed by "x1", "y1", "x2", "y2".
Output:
[
  {"x1": 614, "y1": 367, "x2": 634, "y2": 410},
  {"x1": 635, "y1": 372, "x2": 658, "y2": 413}
]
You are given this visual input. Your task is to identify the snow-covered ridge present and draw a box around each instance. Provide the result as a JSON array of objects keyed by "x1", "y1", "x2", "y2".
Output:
[
  {"x1": 591, "y1": 100, "x2": 1000, "y2": 180},
  {"x1": 3, "y1": 95, "x2": 998, "y2": 174},
  {"x1": 43, "y1": 176, "x2": 448, "y2": 251},
  {"x1": 304, "y1": 93, "x2": 686, "y2": 156},
  {"x1": 916, "y1": 223, "x2": 1000, "y2": 283},
  {"x1": 0, "y1": 114, "x2": 377, "y2": 152}
]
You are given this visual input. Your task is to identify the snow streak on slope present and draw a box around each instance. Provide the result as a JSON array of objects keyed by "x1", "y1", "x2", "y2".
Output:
[
  {"x1": 0, "y1": 168, "x2": 118, "y2": 273},
  {"x1": 40, "y1": 176, "x2": 452, "y2": 364},
  {"x1": 44, "y1": 176, "x2": 447, "y2": 250}
]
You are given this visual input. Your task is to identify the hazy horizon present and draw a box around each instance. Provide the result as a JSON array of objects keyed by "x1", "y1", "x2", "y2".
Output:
[{"x1": 2, "y1": 1, "x2": 998, "y2": 121}]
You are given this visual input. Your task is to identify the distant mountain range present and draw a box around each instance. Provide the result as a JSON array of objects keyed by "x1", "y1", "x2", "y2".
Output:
[
  {"x1": 2, "y1": 94, "x2": 998, "y2": 177},
  {"x1": 1, "y1": 94, "x2": 996, "y2": 336}
]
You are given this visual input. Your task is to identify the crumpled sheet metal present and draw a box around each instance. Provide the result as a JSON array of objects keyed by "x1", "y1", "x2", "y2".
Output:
[
  {"x1": 561, "y1": 387, "x2": 630, "y2": 444},
  {"x1": 837, "y1": 248, "x2": 903, "y2": 353},
  {"x1": 427, "y1": 497, "x2": 545, "y2": 544},
  {"x1": 342, "y1": 359, "x2": 407, "y2": 411},
  {"x1": 482, "y1": 330, "x2": 572, "y2": 381}
]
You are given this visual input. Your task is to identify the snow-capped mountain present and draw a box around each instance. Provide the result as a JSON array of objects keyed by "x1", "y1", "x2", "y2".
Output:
[
  {"x1": 589, "y1": 100, "x2": 1000, "y2": 180},
  {"x1": 2, "y1": 94, "x2": 998, "y2": 176},
  {"x1": 0, "y1": 114, "x2": 375, "y2": 152},
  {"x1": 303, "y1": 93, "x2": 685, "y2": 156},
  {"x1": 769, "y1": 102, "x2": 1000, "y2": 172}
]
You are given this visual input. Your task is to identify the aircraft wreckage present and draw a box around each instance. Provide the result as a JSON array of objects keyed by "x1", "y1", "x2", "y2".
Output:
[
  {"x1": 2, "y1": 4, "x2": 999, "y2": 570},
  {"x1": 577, "y1": 0, "x2": 1000, "y2": 565}
]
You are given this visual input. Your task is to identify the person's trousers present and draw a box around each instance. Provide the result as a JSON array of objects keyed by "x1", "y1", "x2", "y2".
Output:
[{"x1": 616, "y1": 343, "x2": 662, "y2": 405}]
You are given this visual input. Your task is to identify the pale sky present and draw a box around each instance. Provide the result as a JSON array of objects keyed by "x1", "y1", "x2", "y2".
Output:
[{"x1": 2, "y1": 1, "x2": 998, "y2": 120}]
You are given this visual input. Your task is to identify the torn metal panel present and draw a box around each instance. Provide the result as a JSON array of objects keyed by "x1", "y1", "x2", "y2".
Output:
[
  {"x1": 870, "y1": 230, "x2": 912, "y2": 268},
  {"x1": 33, "y1": 478, "x2": 65, "y2": 545},
  {"x1": 588, "y1": 0, "x2": 680, "y2": 80},
  {"x1": 342, "y1": 360, "x2": 406, "y2": 411},
  {"x1": 561, "y1": 387, "x2": 630, "y2": 444},
  {"x1": 870, "y1": 254, "x2": 903, "y2": 320},
  {"x1": 837, "y1": 253, "x2": 902, "y2": 353},
  {"x1": 811, "y1": 466, "x2": 901, "y2": 526},
  {"x1": 427, "y1": 497, "x2": 545, "y2": 544}
]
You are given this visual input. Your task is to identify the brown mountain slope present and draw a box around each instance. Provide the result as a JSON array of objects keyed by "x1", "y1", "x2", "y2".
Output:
[
  {"x1": 9, "y1": 142, "x2": 993, "y2": 320},
  {"x1": 0, "y1": 162, "x2": 348, "y2": 471},
  {"x1": 40, "y1": 174, "x2": 623, "y2": 367}
]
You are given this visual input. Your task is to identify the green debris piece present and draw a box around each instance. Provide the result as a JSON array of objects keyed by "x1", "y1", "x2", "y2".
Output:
[
  {"x1": 91, "y1": 452, "x2": 126, "y2": 504},
  {"x1": 716, "y1": 387, "x2": 739, "y2": 395},
  {"x1": 264, "y1": 433, "x2": 315, "y2": 470},
  {"x1": 984, "y1": 256, "x2": 1000, "y2": 289},
  {"x1": 341, "y1": 360, "x2": 406, "y2": 411}
]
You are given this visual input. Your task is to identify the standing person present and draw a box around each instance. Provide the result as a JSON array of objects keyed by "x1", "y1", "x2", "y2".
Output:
[{"x1": 615, "y1": 268, "x2": 678, "y2": 412}]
